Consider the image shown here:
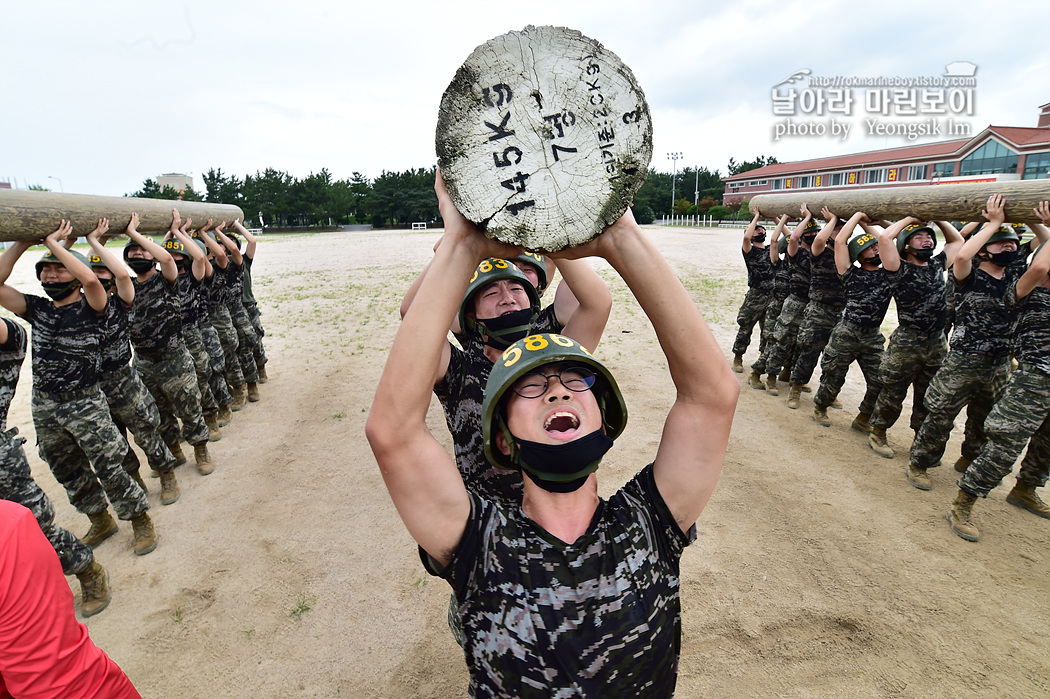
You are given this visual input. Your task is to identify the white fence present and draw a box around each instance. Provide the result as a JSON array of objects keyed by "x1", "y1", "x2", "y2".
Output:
[{"x1": 656, "y1": 215, "x2": 749, "y2": 228}]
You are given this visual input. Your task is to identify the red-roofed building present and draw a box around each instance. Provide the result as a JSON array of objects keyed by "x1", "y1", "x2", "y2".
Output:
[{"x1": 722, "y1": 102, "x2": 1050, "y2": 205}]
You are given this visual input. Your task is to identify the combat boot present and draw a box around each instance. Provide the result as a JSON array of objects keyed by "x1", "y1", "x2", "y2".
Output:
[
  {"x1": 868, "y1": 428, "x2": 894, "y2": 458},
  {"x1": 954, "y1": 456, "x2": 972, "y2": 473},
  {"x1": 1006, "y1": 483, "x2": 1050, "y2": 519},
  {"x1": 947, "y1": 490, "x2": 980, "y2": 541},
  {"x1": 159, "y1": 468, "x2": 180, "y2": 505},
  {"x1": 778, "y1": 368, "x2": 791, "y2": 382},
  {"x1": 76, "y1": 561, "x2": 111, "y2": 617},
  {"x1": 786, "y1": 383, "x2": 803, "y2": 409},
  {"x1": 747, "y1": 370, "x2": 764, "y2": 390},
  {"x1": 257, "y1": 363, "x2": 269, "y2": 383},
  {"x1": 813, "y1": 406, "x2": 831, "y2": 427},
  {"x1": 851, "y1": 412, "x2": 873, "y2": 433},
  {"x1": 194, "y1": 442, "x2": 215, "y2": 476},
  {"x1": 217, "y1": 403, "x2": 233, "y2": 427},
  {"x1": 800, "y1": 384, "x2": 812, "y2": 393},
  {"x1": 906, "y1": 462, "x2": 931, "y2": 490},
  {"x1": 205, "y1": 412, "x2": 222, "y2": 442},
  {"x1": 764, "y1": 374, "x2": 779, "y2": 396},
  {"x1": 829, "y1": 398, "x2": 842, "y2": 409},
  {"x1": 82, "y1": 510, "x2": 118, "y2": 548},
  {"x1": 732, "y1": 354, "x2": 744, "y2": 373},
  {"x1": 131, "y1": 513, "x2": 157, "y2": 555},
  {"x1": 246, "y1": 381, "x2": 261, "y2": 402},
  {"x1": 167, "y1": 441, "x2": 187, "y2": 467},
  {"x1": 127, "y1": 468, "x2": 147, "y2": 494},
  {"x1": 230, "y1": 384, "x2": 247, "y2": 412}
]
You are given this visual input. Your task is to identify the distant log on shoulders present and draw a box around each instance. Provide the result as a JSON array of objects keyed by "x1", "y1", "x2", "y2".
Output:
[
  {"x1": 0, "y1": 189, "x2": 245, "y2": 241},
  {"x1": 750, "y1": 179, "x2": 1050, "y2": 225},
  {"x1": 436, "y1": 25, "x2": 652, "y2": 252}
]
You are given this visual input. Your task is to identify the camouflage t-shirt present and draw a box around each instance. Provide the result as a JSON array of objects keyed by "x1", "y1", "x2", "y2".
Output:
[
  {"x1": 434, "y1": 342, "x2": 523, "y2": 507},
  {"x1": 423, "y1": 464, "x2": 695, "y2": 698},
  {"x1": 809, "y1": 245, "x2": 845, "y2": 306},
  {"x1": 841, "y1": 266, "x2": 892, "y2": 330},
  {"x1": 0, "y1": 319, "x2": 27, "y2": 430},
  {"x1": 788, "y1": 247, "x2": 811, "y2": 301},
  {"x1": 950, "y1": 261, "x2": 1026, "y2": 359},
  {"x1": 242, "y1": 254, "x2": 257, "y2": 305},
  {"x1": 176, "y1": 270, "x2": 205, "y2": 329},
  {"x1": 207, "y1": 263, "x2": 229, "y2": 313},
  {"x1": 885, "y1": 251, "x2": 947, "y2": 334},
  {"x1": 773, "y1": 254, "x2": 792, "y2": 302},
  {"x1": 529, "y1": 304, "x2": 563, "y2": 335},
  {"x1": 743, "y1": 245, "x2": 775, "y2": 292},
  {"x1": 18, "y1": 294, "x2": 102, "y2": 394},
  {"x1": 99, "y1": 297, "x2": 133, "y2": 372},
  {"x1": 1006, "y1": 283, "x2": 1050, "y2": 374},
  {"x1": 129, "y1": 272, "x2": 184, "y2": 353},
  {"x1": 225, "y1": 260, "x2": 244, "y2": 308}
]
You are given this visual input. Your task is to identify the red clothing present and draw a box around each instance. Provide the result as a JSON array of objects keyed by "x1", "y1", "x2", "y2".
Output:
[{"x1": 0, "y1": 501, "x2": 140, "y2": 699}]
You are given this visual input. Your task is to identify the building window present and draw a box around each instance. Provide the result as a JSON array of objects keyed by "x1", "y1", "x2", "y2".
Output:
[
  {"x1": 960, "y1": 140, "x2": 1018, "y2": 176},
  {"x1": 829, "y1": 173, "x2": 842, "y2": 186},
  {"x1": 772, "y1": 179, "x2": 784, "y2": 190},
  {"x1": 908, "y1": 165, "x2": 927, "y2": 181},
  {"x1": 756, "y1": 180, "x2": 767, "y2": 186},
  {"x1": 931, "y1": 161, "x2": 956, "y2": 178},
  {"x1": 1023, "y1": 152, "x2": 1050, "y2": 179},
  {"x1": 866, "y1": 169, "x2": 884, "y2": 184},
  {"x1": 797, "y1": 176, "x2": 811, "y2": 188}
]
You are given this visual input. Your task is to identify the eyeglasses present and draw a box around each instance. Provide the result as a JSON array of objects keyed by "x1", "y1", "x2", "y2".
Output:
[{"x1": 511, "y1": 367, "x2": 597, "y2": 399}]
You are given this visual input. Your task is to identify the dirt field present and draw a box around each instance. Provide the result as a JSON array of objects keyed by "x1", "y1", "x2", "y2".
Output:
[{"x1": 9, "y1": 225, "x2": 1049, "y2": 697}]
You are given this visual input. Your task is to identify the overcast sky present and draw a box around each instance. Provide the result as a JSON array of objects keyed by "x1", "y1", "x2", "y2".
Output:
[{"x1": 3, "y1": 0, "x2": 1049, "y2": 197}]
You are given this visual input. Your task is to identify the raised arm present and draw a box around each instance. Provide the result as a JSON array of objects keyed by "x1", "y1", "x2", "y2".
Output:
[
  {"x1": 787, "y1": 204, "x2": 813, "y2": 257},
  {"x1": 742, "y1": 212, "x2": 760, "y2": 253},
  {"x1": 548, "y1": 257, "x2": 611, "y2": 353},
  {"x1": 86, "y1": 217, "x2": 134, "y2": 306},
  {"x1": 172, "y1": 224, "x2": 209, "y2": 281},
  {"x1": 215, "y1": 224, "x2": 243, "y2": 267},
  {"x1": 811, "y1": 206, "x2": 839, "y2": 257},
  {"x1": 1029, "y1": 201, "x2": 1050, "y2": 244},
  {"x1": 953, "y1": 194, "x2": 1006, "y2": 281},
  {"x1": 44, "y1": 224, "x2": 107, "y2": 312},
  {"x1": 0, "y1": 239, "x2": 35, "y2": 316},
  {"x1": 936, "y1": 219, "x2": 965, "y2": 268},
  {"x1": 768, "y1": 215, "x2": 788, "y2": 266},
  {"x1": 1015, "y1": 228, "x2": 1050, "y2": 300},
  {"x1": 366, "y1": 171, "x2": 521, "y2": 568},
  {"x1": 232, "y1": 219, "x2": 257, "y2": 259},
  {"x1": 836, "y1": 212, "x2": 867, "y2": 275},
  {"x1": 554, "y1": 213, "x2": 740, "y2": 533},
  {"x1": 876, "y1": 216, "x2": 920, "y2": 273}
]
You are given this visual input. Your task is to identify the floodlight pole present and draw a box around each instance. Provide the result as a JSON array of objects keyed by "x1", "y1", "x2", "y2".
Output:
[{"x1": 667, "y1": 152, "x2": 682, "y2": 215}]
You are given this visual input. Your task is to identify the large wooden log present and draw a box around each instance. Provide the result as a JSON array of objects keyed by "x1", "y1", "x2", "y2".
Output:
[
  {"x1": 436, "y1": 25, "x2": 652, "y2": 252},
  {"x1": 0, "y1": 189, "x2": 245, "y2": 241},
  {"x1": 750, "y1": 179, "x2": 1050, "y2": 225}
]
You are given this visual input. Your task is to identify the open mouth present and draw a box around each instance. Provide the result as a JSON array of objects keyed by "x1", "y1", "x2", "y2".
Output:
[{"x1": 544, "y1": 411, "x2": 579, "y2": 433}]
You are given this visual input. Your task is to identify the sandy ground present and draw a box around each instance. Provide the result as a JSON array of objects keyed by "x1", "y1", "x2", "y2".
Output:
[{"x1": 7, "y1": 225, "x2": 1049, "y2": 698}]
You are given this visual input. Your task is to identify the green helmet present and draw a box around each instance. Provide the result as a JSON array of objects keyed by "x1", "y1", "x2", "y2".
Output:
[
  {"x1": 123, "y1": 236, "x2": 155, "y2": 259},
  {"x1": 848, "y1": 231, "x2": 879, "y2": 263},
  {"x1": 778, "y1": 236, "x2": 789, "y2": 255},
  {"x1": 482, "y1": 333, "x2": 628, "y2": 474},
  {"x1": 162, "y1": 238, "x2": 188, "y2": 257},
  {"x1": 35, "y1": 249, "x2": 89, "y2": 279},
  {"x1": 508, "y1": 252, "x2": 549, "y2": 294},
  {"x1": 190, "y1": 238, "x2": 208, "y2": 255},
  {"x1": 988, "y1": 225, "x2": 1021, "y2": 245},
  {"x1": 897, "y1": 224, "x2": 937, "y2": 254},
  {"x1": 1011, "y1": 223, "x2": 1028, "y2": 236},
  {"x1": 86, "y1": 252, "x2": 108, "y2": 270},
  {"x1": 458, "y1": 258, "x2": 540, "y2": 334},
  {"x1": 802, "y1": 220, "x2": 821, "y2": 235}
]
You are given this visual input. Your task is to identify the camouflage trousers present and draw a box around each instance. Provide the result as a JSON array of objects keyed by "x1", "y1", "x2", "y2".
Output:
[
  {"x1": 763, "y1": 294, "x2": 807, "y2": 377},
  {"x1": 100, "y1": 361, "x2": 176, "y2": 472},
  {"x1": 229, "y1": 300, "x2": 259, "y2": 384},
  {"x1": 0, "y1": 427, "x2": 93, "y2": 575},
  {"x1": 32, "y1": 385, "x2": 147, "y2": 520},
  {"x1": 244, "y1": 301, "x2": 268, "y2": 368},
  {"x1": 201, "y1": 323, "x2": 233, "y2": 406},
  {"x1": 751, "y1": 296, "x2": 785, "y2": 374},
  {"x1": 184, "y1": 324, "x2": 220, "y2": 414},
  {"x1": 814, "y1": 321, "x2": 884, "y2": 414},
  {"x1": 135, "y1": 345, "x2": 210, "y2": 447},
  {"x1": 732, "y1": 288, "x2": 771, "y2": 357},
  {"x1": 209, "y1": 305, "x2": 244, "y2": 387},
  {"x1": 790, "y1": 301, "x2": 844, "y2": 386},
  {"x1": 909, "y1": 351, "x2": 1011, "y2": 470},
  {"x1": 959, "y1": 365, "x2": 1050, "y2": 497},
  {"x1": 870, "y1": 326, "x2": 947, "y2": 433}
]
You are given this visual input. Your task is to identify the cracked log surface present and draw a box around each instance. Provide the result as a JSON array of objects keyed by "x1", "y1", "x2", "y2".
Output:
[
  {"x1": 436, "y1": 25, "x2": 652, "y2": 252},
  {"x1": 750, "y1": 179, "x2": 1050, "y2": 225},
  {"x1": 0, "y1": 189, "x2": 245, "y2": 241}
]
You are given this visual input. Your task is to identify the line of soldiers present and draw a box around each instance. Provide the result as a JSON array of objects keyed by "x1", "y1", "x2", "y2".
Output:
[
  {"x1": 732, "y1": 196, "x2": 1050, "y2": 542},
  {"x1": 0, "y1": 210, "x2": 268, "y2": 617}
]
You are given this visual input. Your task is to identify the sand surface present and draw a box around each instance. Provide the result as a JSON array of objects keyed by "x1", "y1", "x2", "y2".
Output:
[{"x1": 8, "y1": 225, "x2": 1049, "y2": 697}]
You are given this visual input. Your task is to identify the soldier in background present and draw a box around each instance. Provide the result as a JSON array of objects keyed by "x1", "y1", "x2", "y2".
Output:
[
  {"x1": 731, "y1": 212, "x2": 773, "y2": 374},
  {"x1": 748, "y1": 216, "x2": 790, "y2": 390}
]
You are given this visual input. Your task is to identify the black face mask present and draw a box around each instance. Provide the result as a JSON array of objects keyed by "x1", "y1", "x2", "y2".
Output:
[
  {"x1": 127, "y1": 258, "x2": 155, "y2": 274},
  {"x1": 802, "y1": 235, "x2": 817, "y2": 246},
  {"x1": 99, "y1": 277, "x2": 116, "y2": 292},
  {"x1": 907, "y1": 247, "x2": 934, "y2": 262},
  {"x1": 988, "y1": 249, "x2": 1020, "y2": 267},
  {"x1": 866, "y1": 254, "x2": 881, "y2": 266},
  {"x1": 753, "y1": 233, "x2": 766, "y2": 244},
  {"x1": 174, "y1": 257, "x2": 191, "y2": 273},
  {"x1": 41, "y1": 281, "x2": 79, "y2": 301},
  {"x1": 476, "y1": 308, "x2": 534, "y2": 350},
  {"x1": 514, "y1": 428, "x2": 614, "y2": 493}
]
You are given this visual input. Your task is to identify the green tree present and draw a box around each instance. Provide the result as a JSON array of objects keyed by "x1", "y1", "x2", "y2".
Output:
[
  {"x1": 727, "y1": 156, "x2": 779, "y2": 176},
  {"x1": 27, "y1": 184, "x2": 50, "y2": 191}
]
